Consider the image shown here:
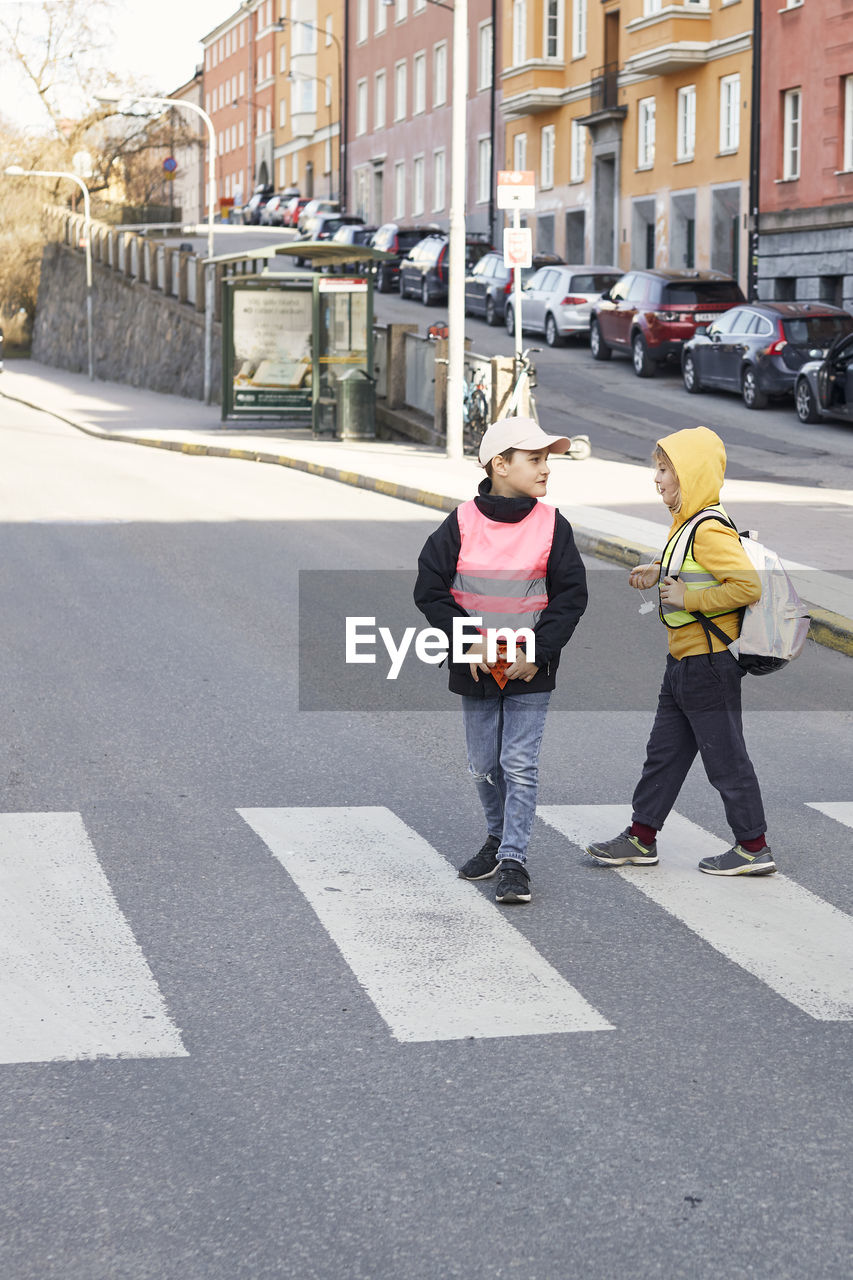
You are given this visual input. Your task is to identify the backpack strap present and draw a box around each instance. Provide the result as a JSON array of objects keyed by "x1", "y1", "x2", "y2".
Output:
[{"x1": 676, "y1": 509, "x2": 741, "y2": 656}]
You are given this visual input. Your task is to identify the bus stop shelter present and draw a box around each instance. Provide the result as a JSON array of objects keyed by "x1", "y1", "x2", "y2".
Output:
[{"x1": 212, "y1": 241, "x2": 395, "y2": 437}]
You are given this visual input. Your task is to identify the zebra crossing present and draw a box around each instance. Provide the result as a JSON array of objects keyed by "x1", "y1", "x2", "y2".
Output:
[{"x1": 2, "y1": 802, "x2": 853, "y2": 1064}]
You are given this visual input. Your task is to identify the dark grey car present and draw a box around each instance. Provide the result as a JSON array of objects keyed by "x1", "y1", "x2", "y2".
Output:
[
  {"x1": 682, "y1": 302, "x2": 853, "y2": 409},
  {"x1": 464, "y1": 252, "x2": 564, "y2": 326},
  {"x1": 795, "y1": 331, "x2": 853, "y2": 424}
]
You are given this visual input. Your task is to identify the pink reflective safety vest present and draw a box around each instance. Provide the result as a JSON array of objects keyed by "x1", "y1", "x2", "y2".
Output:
[{"x1": 450, "y1": 499, "x2": 557, "y2": 633}]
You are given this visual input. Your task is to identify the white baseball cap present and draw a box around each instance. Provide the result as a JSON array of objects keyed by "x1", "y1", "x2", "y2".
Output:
[{"x1": 478, "y1": 416, "x2": 571, "y2": 467}]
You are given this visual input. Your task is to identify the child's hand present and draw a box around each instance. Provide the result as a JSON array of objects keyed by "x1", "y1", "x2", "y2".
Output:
[
  {"x1": 505, "y1": 657, "x2": 539, "y2": 683},
  {"x1": 659, "y1": 575, "x2": 686, "y2": 608},
  {"x1": 629, "y1": 563, "x2": 660, "y2": 590},
  {"x1": 464, "y1": 641, "x2": 493, "y2": 682}
]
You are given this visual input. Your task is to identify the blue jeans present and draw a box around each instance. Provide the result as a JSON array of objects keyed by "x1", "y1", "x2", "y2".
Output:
[{"x1": 461, "y1": 691, "x2": 552, "y2": 865}]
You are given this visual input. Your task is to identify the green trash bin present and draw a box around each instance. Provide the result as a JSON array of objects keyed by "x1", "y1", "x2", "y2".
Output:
[{"x1": 335, "y1": 368, "x2": 376, "y2": 440}]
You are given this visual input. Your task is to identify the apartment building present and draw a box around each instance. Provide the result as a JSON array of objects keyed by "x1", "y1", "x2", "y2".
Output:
[
  {"x1": 273, "y1": 1, "x2": 344, "y2": 200},
  {"x1": 501, "y1": 0, "x2": 752, "y2": 288},
  {"x1": 345, "y1": 0, "x2": 502, "y2": 237},
  {"x1": 756, "y1": 0, "x2": 853, "y2": 307},
  {"x1": 202, "y1": 0, "x2": 279, "y2": 209}
]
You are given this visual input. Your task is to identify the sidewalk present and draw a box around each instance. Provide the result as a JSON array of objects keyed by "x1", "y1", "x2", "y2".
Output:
[{"x1": 3, "y1": 360, "x2": 852, "y2": 656}]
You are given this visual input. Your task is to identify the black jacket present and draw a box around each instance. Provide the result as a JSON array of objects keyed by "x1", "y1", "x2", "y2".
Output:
[{"x1": 413, "y1": 479, "x2": 588, "y2": 697}]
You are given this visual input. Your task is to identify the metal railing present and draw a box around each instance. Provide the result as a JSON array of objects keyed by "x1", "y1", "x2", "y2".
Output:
[{"x1": 589, "y1": 63, "x2": 620, "y2": 113}]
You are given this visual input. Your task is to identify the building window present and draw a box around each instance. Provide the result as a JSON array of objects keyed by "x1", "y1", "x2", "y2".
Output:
[
  {"x1": 512, "y1": 0, "x2": 526, "y2": 65},
  {"x1": 375, "y1": 0, "x2": 387, "y2": 34},
  {"x1": 569, "y1": 118, "x2": 586, "y2": 182},
  {"x1": 415, "y1": 0, "x2": 426, "y2": 10},
  {"x1": 544, "y1": 0, "x2": 561, "y2": 59},
  {"x1": 356, "y1": 78, "x2": 368, "y2": 136},
  {"x1": 513, "y1": 132, "x2": 527, "y2": 171},
  {"x1": 280, "y1": 44, "x2": 287, "y2": 73},
  {"x1": 325, "y1": 75, "x2": 332, "y2": 108},
  {"x1": 677, "y1": 85, "x2": 696, "y2": 161},
  {"x1": 239, "y1": 70, "x2": 245, "y2": 96},
  {"x1": 412, "y1": 155, "x2": 425, "y2": 214},
  {"x1": 357, "y1": 0, "x2": 368, "y2": 43},
  {"x1": 413, "y1": 51, "x2": 426, "y2": 114},
  {"x1": 572, "y1": 0, "x2": 586, "y2": 59},
  {"x1": 638, "y1": 97, "x2": 656, "y2": 168},
  {"x1": 395, "y1": 59, "x2": 407, "y2": 120},
  {"x1": 782, "y1": 87, "x2": 801, "y2": 179},
  {"x1": 396, "y1": 0, "x2": 408, "y2": 20},
  {"x1": 279, "y1": 98, "x2": 287, "y2": 128},
  {"x1": 719, "y1": 74, "x2": 740, "y2": 152},
  {"x1": 843, "y1": 75, "x2": 853, "y2": 172},
  {"x1": 324, "y1": 138, "x2": 331, "y2": 175},
  {"x1": 375, "y1": 70, "x2": 387, "y2": 130},
  {"x1": 478, "y1": 21, "x2": 493, "y2": 91},
  {"x1": 476, "y1": 137, "x2": 492, "y2": 204},
  {"x1": 238, "y1": 120, "x2": 244, "y2": 147},
  {"x1": 433, "y1": 42, "x2": 447, "y2": 107},
  {"x1": 643, "y1": 0, "x2": 663, "y2": 14},
  {"x1": 433, "y1": 148, "x2": 446, "y2": 210},
  {"x1": 326, "y1": 15, "x2": 333, "y2": 44},
  {"x1": 394, "y1": 161, "x2": 406, "y2": 218},
  {"x1": 540, "y1": 125, "x2": 555, "y2": 189}
]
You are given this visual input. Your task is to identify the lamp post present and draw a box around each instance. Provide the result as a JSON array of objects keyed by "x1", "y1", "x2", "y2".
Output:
[
  {"x1": 96, "y1": 91, "x2": 217, "y2": 404},
  {"x1": 275, "y1": 15, "x2": 344, "y2": 205},
  {"x1": 288, "y1": 71, "x2": 334, "y2": 200},
  {"x1": 5, "y1": 165, "x2": 94, "y2": 380}
]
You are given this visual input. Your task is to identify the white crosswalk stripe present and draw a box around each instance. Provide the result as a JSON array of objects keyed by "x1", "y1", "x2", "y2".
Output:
[
  {"x1": 0, "y1": 812, "x2": 187, "y2": 1066},
  {"x1": 806, "y1": 801, "x2": 853, "y2": 831},
  {"x1": 538, "y1": 804, "x2": 853, "y2": 1022},
  {"x1": 238, "y1": 805, "x2": 614, "y2": 1043}
]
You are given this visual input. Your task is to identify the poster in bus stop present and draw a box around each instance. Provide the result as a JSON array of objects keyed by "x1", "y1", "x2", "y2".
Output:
[{"x1": 224, "y1": 281, "x2": 314, "y2": 416}]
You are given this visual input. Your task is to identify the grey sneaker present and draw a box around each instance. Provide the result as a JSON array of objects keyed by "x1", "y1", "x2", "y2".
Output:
[
  {"x1": 458, "y1": 835, "x2": 501, "y2": 880},
  {"x1": 495, "y1": 860, "x2": 531, "y2": 903},
  {"x1": 698, "y1": 845, "x2": 776, "y2": 876},
  {"x1": 586, "y1": 828, "x2": 659, "y2": 867}
]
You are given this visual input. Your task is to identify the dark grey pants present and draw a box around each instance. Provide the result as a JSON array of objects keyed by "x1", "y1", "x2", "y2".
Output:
[{"x1": 632, "y1": 651, "x2": 767, "y2": 843}]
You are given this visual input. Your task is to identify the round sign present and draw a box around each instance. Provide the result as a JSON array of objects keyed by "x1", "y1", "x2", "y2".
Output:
[{"x1": 163, "y1": 156, "x2": 178, "y2": 173}]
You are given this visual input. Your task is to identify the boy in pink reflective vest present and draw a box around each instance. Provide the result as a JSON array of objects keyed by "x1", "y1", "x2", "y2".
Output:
[{"x1": 414, "y1": 418, "x2": 588, "y2": 904}]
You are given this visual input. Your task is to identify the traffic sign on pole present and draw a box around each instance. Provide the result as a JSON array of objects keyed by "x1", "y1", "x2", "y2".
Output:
[
  {"x1": 503, "y1": 227, "x2": 532, "y2": 269},
  {"x1": 496, "y1": 170, "x2": 536, "y2": 210}
]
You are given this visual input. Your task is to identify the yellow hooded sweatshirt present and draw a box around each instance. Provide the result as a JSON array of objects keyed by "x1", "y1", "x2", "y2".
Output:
[{"x1": 657, "y1": 426, "x2": 762, "y2": 660}]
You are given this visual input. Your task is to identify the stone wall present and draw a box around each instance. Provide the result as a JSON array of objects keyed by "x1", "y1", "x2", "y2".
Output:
[{"x1": 32, "y1": 242, "x2": 221, "y2": 402}]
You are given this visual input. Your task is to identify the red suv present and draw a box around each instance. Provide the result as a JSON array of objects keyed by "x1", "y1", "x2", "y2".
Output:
[{"x1": 589, "y1": 269, "x2": 745, "y2": 377}]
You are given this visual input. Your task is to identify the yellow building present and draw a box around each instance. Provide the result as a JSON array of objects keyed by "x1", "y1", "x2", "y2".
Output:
[
  {"x1": 501, "y1": 0, "x2": 752, "y2": 287},
  {"x1": 273, "y1": 1, "x2": 344, "y2": 201}
]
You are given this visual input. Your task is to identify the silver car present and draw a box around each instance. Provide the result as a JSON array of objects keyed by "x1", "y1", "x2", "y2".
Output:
[{"x1": 506, "y1": 264, "x2": 622, "y2": 347}]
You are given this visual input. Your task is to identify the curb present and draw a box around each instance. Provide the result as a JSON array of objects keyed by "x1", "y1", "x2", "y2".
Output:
[{"x1": 4, "y1": 385, "x2": 852, "y2": 658}]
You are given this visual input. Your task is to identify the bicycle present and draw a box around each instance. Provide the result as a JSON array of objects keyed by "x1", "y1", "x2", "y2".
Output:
[
  {"x1": 506, "y1": 347, "x2": 592, "y2": 461},
  {"x1": 462, "y1": 366, "x2": 489, "y2": 439}
]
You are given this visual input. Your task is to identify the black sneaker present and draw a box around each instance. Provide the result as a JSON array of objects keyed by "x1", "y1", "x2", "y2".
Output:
[
  {"x1": 698, "y1": 844, "x2": 776, "y2": 876},
  {"x1": 495, "y1": 860, "x2": 531, "y2": 904},
  {"x1": 458, "y1": 835, "x2": 501, "y2": 880}
]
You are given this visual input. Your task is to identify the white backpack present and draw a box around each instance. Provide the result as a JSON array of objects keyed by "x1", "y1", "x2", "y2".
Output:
[{"x1": 671, "y1": 511, "x2": 811, "y2": 675}]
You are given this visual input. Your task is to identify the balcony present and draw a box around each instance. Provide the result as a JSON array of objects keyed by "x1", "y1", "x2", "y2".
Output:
[{"x1": 576, "y1": 64, "x2": 628, "y2": 128}]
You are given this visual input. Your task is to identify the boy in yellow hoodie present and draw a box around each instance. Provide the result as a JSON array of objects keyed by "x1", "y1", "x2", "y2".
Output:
[{"x1": 587, "y1": 425, "x2": 776, "y2": 876}]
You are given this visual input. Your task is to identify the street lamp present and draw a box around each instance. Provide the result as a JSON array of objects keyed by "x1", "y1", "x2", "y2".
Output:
[
  {"x1": 95, "y1": 91, "x2": 217, "y2": 405},
  {"x1": 5, "y1": 165, "x2": 94, "y2": 380},
  {"x1": 274, "y1": 15, "x2": 344, "y2": 206},
  {"x1": 287, "y1": 71, "x2": 334, "y2": 201}
]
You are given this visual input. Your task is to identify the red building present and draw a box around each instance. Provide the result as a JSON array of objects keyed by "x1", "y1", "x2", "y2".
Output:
[
  {"x1": 345, "y1": 0, "x2": 502, "y2": 239},
  {"x1": 757, "y1": 0, "x2": 853, "y2": 307}
]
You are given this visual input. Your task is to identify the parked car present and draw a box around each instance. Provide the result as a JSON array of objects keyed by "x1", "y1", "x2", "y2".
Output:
[
  {"x1": 504, "y1": 263, "x2": 623, "y2": 346},
  {"x1": 297, "y1": 199, "x2": 341, "y2": 234},
  {"x1": 242, "y1": 184, "x2": 274, "y2": 225},
  {"x1": 464, "y1": 252, "x2": 564, "y2": 326},
  {"x1": 259, "y1": 195, "x2": 290, "y2": 226},
  {"x1": 326, "y1": 223, "x2": 378, "y2": 273},
  {"x1": 794, "y1": 329, "x2": 853, "y2": 424},
  {"x1": 295, "y1": 213, "x2": 365, "y2": 266},
  {"x1": 370, "y1": 223, "x2": 441, "y2": 293},
  {"x1": 590, "y1": 269, "x2": 745, "y2": 377},
  {"x1": 282, "y1": 196, "x2": 310, "y2": 227},
  {"x1": 682, "y1": 302, "x2": 853, "y2": 410},
  {"x1": 398, "y1": 234, "x2": 493, "y2": 305}
]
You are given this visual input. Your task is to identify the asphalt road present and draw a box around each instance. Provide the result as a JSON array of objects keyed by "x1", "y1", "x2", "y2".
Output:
[{"x1": 1, "y1": 398, "x2": 852, "y2": 1279}]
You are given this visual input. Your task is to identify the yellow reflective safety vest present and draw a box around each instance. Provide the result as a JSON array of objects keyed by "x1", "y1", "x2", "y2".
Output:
[{"x1": 658, "y1": 504, "x2": 737, "y2": 630}]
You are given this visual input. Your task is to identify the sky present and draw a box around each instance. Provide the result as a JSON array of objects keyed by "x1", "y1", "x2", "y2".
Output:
[{"x1": 2, "y1": 0, "x2": 237, "y2": 132}]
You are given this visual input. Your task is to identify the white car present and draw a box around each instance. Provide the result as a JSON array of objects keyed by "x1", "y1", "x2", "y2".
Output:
[{"x1": 506, "y1": 264, "x2": 622, "y2": 347}]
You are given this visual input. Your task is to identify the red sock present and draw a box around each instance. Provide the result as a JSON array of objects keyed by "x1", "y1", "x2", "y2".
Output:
[
  {"x1": 630, "y1": 822, "x2": 657, "y2": 847},
  {"x1": 741, "y1": 835, "x2": 767, "y2": 853}
]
